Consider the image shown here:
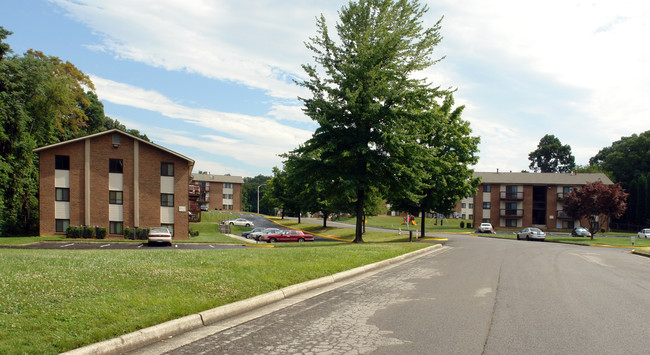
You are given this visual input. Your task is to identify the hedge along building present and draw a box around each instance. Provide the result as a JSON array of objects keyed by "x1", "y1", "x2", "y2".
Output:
[{"x1": 34, "y1": 129, "x2": 194, "y2": 239}]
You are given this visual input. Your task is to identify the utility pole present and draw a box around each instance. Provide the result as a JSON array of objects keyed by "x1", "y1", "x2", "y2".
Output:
[{"x1": 257, "y1": 184, "x2": 267, "y2": 214}]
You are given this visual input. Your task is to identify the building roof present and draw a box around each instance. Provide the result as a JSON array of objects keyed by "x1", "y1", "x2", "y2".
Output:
[
  {"x1": 192, "y1": 173, "x2": 244, "y2": 184},
  {"x1": 475, "y1": 172, "x2": 614, "y2": 185},
  {"x1": 33, "y1": 129, "x2": 195, "y2": 166}
]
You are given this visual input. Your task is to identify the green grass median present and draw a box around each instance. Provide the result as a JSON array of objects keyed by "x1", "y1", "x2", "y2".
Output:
[{"x1": 0, "y1": 242, "x2": 426, "y2": 354}]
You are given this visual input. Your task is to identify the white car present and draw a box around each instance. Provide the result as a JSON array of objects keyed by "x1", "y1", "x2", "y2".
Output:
[
  {"x1": 224, "y1": 218, "x2": 254, "y2": 227},
  {"x1": 478, "y1": 223, "x2": 494, "y2": 233},
  {"x1": 638, "y1": 229, "x2": 650, "y2": 239},
  {"x1": 148, "y1": 227, "x2": 172, "y2": 246},
  {"x1": 516, "y1": 227, "x2": 546, "y2": 241}
]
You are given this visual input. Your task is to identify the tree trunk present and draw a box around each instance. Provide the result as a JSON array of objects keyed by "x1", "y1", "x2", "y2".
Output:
[
  {"x1": 420, "y1": 211, "x2": 426, "y2": 239},
  {"x1": 323, "y1": 214, "x2": 327, "y2": 228},
  {"x1": 298, "y1": 211, "x2": 301, "y2": 224},
  {"x1": 354, "y1": 189, "x2": 365, "y2": 243}
]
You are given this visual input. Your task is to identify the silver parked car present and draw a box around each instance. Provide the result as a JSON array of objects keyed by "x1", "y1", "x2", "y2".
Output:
[
  {"x1": 516, "y1": 227, "x2": 546, "y2": 241},
  {"x1": 148, "y1": 227, "x2": 172, "y2": 246},
  {"x1": 571, "y1": 227, "x2": 591, "y2": 237},
  {"x1": 224, "y1": 218, "x2": 254, "y2": 227}
]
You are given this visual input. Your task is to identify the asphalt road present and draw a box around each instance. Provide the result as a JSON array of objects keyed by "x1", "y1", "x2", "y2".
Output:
[{"x1": 132, "y1": 233, "x2": 650, "y2": 354}]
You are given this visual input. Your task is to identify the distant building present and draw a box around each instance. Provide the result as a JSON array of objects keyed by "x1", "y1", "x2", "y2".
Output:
[
  {"x1": 470, "y1": 172, "x2": 614, "y2": 231},
  {"x1": 34, "y1": 129, "x2": 194, "y2": 239},
  {"x1": 191, "y1": 173, "x2": 244, "y2": 212}
]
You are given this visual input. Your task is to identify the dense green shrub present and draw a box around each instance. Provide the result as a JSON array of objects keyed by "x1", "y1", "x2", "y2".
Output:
[
  {"x1": 82, "y1": 226, "x2": 95, "y2": 239},
  {"x1": 124, "y1": 228, "x2": 135, "y2": 240},
  {"x1": 136, "y1": 227, "x2": 149, "y2": 240},
  {"x1": 66, "y1": 225, "x2": 79, "y2": 239},
  {"x1": 460, "y1": 221, "x2": 465, "y2": 228},
  {"x1": 467, "y1": 223, "x2": 472, "y2": 228},
  {"x1": 95, "y1": 227, "x2": 107, "y2": 239}
]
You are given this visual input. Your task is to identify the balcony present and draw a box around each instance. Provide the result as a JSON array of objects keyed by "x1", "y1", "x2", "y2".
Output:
[
  {"x1": 189, "y1": 184, "x2": 201, "y2": 197},
  {"x1": 500, "y1": 191, "x2": 523, "y2": 200},
  {"x1": 557, "y1": 192, "x2": 569, "y2": 201},
  {"x1": 500, "y1": 209, "x2": 523, "y2": 218},
  {"x1": 556, "y1": 210, "x2": 573, "y2": 219}
]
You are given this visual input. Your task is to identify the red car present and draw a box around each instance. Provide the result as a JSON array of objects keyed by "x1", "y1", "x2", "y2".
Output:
[{"x1": 261, "y1": 230, "x2": 314, "y2": 243}]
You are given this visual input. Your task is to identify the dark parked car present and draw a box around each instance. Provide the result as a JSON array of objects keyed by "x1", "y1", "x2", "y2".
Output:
[
  {"x1": 515, "y1": 227, "x2": 546, "y2": 241},
  {"x1": 571, "y1": 227, "x2": 591, "y2": 237}
]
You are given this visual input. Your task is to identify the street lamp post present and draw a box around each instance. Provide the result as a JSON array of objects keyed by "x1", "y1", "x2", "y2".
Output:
[{"x1": 257, "y1": 184, "x2": 267, "y2": 214}]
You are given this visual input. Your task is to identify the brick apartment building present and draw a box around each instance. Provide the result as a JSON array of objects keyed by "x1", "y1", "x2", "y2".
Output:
[
  {"x1": 34, "y1": 129, "x2": 195, "y2": 239},
  {"x1": 191, "y1": 173, "x2": 244, "y2": 211},
  {"x1": 468, "y1": 171, "x2": 614, "y2": 231}
]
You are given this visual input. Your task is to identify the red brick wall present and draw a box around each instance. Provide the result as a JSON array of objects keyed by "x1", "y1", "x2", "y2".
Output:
[
  {"x1": 233, "y1": 183, "x2": 242, "y2": 211},
  {"x1": 38, "y1": 140, "x2": 86, "y2": 236},
  {"x1": 37, "y1": 132, "x2": 191, "y2": 239},
  {"x1": 490, "y1": 185, "x2": 500, "y2": 226}
]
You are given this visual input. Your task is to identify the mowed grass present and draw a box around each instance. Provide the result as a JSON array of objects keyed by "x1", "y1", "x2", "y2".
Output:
[
  {"x1": 335, "y1": 215, "x2": 474, "y2": 233},
  {"x1": 270, "y1": 218, "x2": 446, "y2": 242},
  {"x1": 0, "y1": 243, "x2": 426, "y2": 354}
]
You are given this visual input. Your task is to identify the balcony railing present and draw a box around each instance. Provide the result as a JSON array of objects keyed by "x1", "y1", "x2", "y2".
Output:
[
  {"x1": 557, "y1": 192, "x2": 569, "y2": 200},
  {"x1": 500, "y1": 209, "x2": 523, "y2": 217},
  {"x1": 500, "y1": 191, "x2": 523, "y2": 200},
  {"x1": 557, "y1": 210, "x2": 573, "y2": 219}
]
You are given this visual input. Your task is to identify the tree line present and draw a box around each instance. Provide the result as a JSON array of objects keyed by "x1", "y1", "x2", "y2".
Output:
[{"x1": 0, "y1": 27, "x2": 147, "y2": 236}]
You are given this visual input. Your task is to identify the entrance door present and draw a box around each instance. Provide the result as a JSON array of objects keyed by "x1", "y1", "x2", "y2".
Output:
[{"x1": 532, "y1": 186, "x2": 547, "y2": 225}]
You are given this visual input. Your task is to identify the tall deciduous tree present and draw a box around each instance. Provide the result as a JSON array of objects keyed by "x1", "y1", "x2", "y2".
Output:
[
  {"x1": 528, "y1": 134, "x2": 576, "y2": 173},
  {"x1": 386, "y1": 93, "x2": 480, "y2": 237},
  {"x1": 589, "y1": 131, "x2": 650, "y2": 227},
  {"x1": 296, "y1": 0, "x2": 448, "y2": 242},
  {"x1": 563, "y1": 181, "x2": 628, "y2": 238}
]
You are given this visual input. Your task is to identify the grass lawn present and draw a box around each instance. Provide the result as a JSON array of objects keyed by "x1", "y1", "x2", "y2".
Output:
[
  {"x1": 334, "y1": 215, "x2": 474, "y2": 233},
  {"x1": 0, "y1": 215, "x2": 429, "y2": 354},
  {"x1": 270, "y1": 218, "x2": 446, "y2": 242}
]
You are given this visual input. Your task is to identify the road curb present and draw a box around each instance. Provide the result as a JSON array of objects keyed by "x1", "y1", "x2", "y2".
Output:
[{"x1": 61, "y1": 244, "x2": 442, "y2": 355}]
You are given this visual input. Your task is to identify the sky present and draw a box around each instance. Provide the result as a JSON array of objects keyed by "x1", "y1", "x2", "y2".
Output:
[{"x1": 2, "y1": 0, "x2": 649, "y2": 178}]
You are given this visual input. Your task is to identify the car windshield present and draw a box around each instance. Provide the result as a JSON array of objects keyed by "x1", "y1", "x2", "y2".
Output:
[
  {"x1": 150, "y1": 227, "x2": 169, "y2": 233},
  {"x1": 530, "y1": 228, "x2": 542, "y2": 233}
]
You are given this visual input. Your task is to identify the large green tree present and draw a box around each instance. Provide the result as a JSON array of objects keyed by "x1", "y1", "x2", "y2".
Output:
[
  {"x1": 528, "y1": 134, "x2": 576, "y2": 173},
  {"x1": 386, "y1": 93, "x2": 480, "y2": 237},
  {"x1": 296, "y1": 0, "x2": 448, "y2": 242},
  {"x1": 589, "y1": 131, "x2": 650, "y2": 227},
  {"x1": 0, "y1": 27, "x2": 148, "y2": 236}
]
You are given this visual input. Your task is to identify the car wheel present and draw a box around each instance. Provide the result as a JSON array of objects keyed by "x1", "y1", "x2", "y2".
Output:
[
  {"x1": 229, "y1": 222, "x2": 234, "y2": 225},
  {"x1": 246, "y1": 224, "x2": 250, "y2": 227},
  {"x1": 526, "y1": 235, "x2": 530, "y2": 240},
  {"x1": 269, "y1": 238, "x2": 277, "y2": 243},
  {"x1": 298, "y1": 238, "x2": 305, "y2": 243},
  {"x1": 516, "y1": 234, "x2": 520, "y2": 240}
]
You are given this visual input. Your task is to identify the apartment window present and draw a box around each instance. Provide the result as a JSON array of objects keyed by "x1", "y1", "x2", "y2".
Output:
[
  {"x1": 109, "y1": 159, "x2": 123, "y2": 173},
  {"x1": 461, "y1": 214, "x2": 466, "y2": 219},
  {"x1": 505, "y1": 219, "x2": 518, "y2": 227},
  {"x1": 223, "y1": 204, "x2": 233, "y2": 210},
  {"x1": 223, "y1": 194, "x2": 233, "y2": 199},
  {"x1": 55, "y1": 219, "x2": 69, "y2": 233},
  {"x1": 109, "y1": 221, "x2": 123, "y2": 235},
  {"x1": 469, "y1": 203, "x2": 473, "y2": 209},
  {"x1": 109, "y1": 191, "x2": 123, "y2": 205},
  {"x1": 482, "y1": 218, "x2": 490, "y2": 223},
  {"x1": 55, "y1": 188, "x2": 70, "y2": 202},
  {"x1": 483, "y1": 202, "x2": 491, "y2": 209},
  {"x1": 224, "y1": 183, "x2": 233, "y2": 189},
  {"x1": 469, "y1": 214, "x2": 473, "y2": 220},
  {"x1": 461, "y1": 203, "x2": 466, "y2": 208},
  {"x1": 161, "y1": 193, "x2": 174, "y2": 207},
  {"x1": 161, "y1": 162, "x2": 174, "y2": 177},
  {"x1": 55, "y1": 155, "x2": 69, "y2": 170},
  {"x1": 484, "y1": 185, "x2": 491, "y2": 192}
]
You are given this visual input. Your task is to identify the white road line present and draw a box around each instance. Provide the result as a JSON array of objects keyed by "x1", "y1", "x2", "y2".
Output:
[
  {"x1": 100, "y1": 244, "x2": 111, "y2": 248},
  {"x1": 210, "y1": 245, "x2": 215, "y2": 248},
  {"x1": 61, "y1": 243, "x2": 74, "y2": 248}
]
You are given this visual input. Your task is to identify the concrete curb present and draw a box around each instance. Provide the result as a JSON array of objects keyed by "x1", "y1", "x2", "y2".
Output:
[{"x1": 61, "y1": 244, "x2": 442, "y2": 355}]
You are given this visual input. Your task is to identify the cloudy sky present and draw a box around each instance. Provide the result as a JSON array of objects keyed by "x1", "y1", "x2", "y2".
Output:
[{"x1": 2, "y1": 0, "x2": 648, "y2": 177}]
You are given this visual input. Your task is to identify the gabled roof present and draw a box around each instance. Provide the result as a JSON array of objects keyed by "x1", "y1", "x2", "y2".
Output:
[
  {"x1": 192, "y1": 173, "x2": 244, "y2": 184},
  {"x1": 33, "y1": 129, "x2": 194, "y2": 165},
  {"x1": 474, "y1": 172, "x2": 614, "y2": 185}
]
